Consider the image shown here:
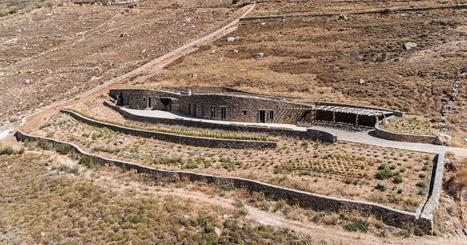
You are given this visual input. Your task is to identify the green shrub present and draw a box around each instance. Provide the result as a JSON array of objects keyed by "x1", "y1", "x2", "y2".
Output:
[
  {"x1": 37, "y1": 140, "x2": 53, "y2": 150},
  {"x1": 416, "y1": 182, "x2": 426, "y2": 189},
  {"x1": 344, "y1": 177, "x2": 353, "y2": 184},
  {"x1": 55, "y1": 144, "x2": 74, "y2": 155},
  {"x1": 344, "y1": 219, "x2": 369, "y2": 232},
  {"x1": 0, "y1": 146, "x2": 15, "y2": 155},
  {"x1": 393, "y1": 175, "x2": 403, "y2": 184},
  {"x1": 52, "y1": 164, "x2": 79, "y2": 175},
  {"x1": 375, "y1": 166, "x2": 393, "y2": 180}
]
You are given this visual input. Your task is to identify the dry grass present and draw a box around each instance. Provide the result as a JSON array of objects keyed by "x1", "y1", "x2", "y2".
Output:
[
  {"x1": 65, "y1": 108, "x2": 274, "y2": 141},
  {"x1": 36, "y1": 112, "x2": 435, "y2": 211},
  {"x1": 380, "y1": 115, "x2": 441, "y2": 135},
  {"x1": 0, "y1": 151, "x2": 308, "y2": 243}
]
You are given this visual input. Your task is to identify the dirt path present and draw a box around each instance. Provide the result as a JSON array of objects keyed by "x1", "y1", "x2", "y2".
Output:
[{"x1": 0, "y1": 3, "x2": 256, "y2": 142}]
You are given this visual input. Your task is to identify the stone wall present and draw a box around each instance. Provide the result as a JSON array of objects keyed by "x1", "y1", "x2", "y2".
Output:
[
  {"x1": 61, "y1": 110, "x2": 277, "y2": 149},
  {"x1": 104, "y1": 102, "x2": 337, "y2": 143},
  {"x1": 374, "y1": 120, "x2": 437, "y2": 144},
  {"x1": 15, "y1": 131, "x2": 438, "y2": 233},
  {"x1": 109, "y1": 88, "x2": 313, "y2": 124}
]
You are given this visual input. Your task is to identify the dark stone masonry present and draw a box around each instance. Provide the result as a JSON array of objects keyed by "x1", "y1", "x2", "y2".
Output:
[{"x1": 109, "y1": 87, "x2": 401, "y2": 127}]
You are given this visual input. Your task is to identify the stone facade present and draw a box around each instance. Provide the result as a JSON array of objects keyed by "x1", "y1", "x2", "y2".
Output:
[
  {"x1": 109, "y1": 87, "x2": 400, "y2": 127},
  {"x1": 104, "y1": 101, "x2": 337, "y2": 143}
]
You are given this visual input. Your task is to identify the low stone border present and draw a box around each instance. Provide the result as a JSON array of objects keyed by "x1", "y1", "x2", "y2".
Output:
[
  {"x1": 374, "y1": 120, "x2": 437, "y2": 144},
  {"x1": 103, "y1": 102, "x2": 337, "y2": 143},
  {"x1": 61, "y1": 110, "x2": 277, "y2": 149},
  {"x1": 15, "y1": 131, "x2": 443, "y2": 234}
]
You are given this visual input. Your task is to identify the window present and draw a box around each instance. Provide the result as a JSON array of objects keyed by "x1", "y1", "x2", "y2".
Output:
[
  {"x1": 221, "y1": 107, "x2": 226, "y2": 120},
  {"x1": 269, "y1": 111, "x2": 274, "y2": 120},
  {"x1": 201, "y1": 105, "x2": 205, "y2": 118},
  {"x1": 210, "y1": 106, "x2": 215, "y2": 120},
  {"x1": 188, "y1": 103, "x2": 191, "y2": 115},
  {"x1": 242, "y1": 110, "x2": 247, "y2": 115},
  {"x1": 193, "y1": 104, "x2": 197, "y2": 116}
]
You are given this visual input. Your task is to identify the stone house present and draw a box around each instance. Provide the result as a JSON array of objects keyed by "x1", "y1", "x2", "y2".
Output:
[{"x1": 109, "y1": 87, "x2": 399, "y2": 127}]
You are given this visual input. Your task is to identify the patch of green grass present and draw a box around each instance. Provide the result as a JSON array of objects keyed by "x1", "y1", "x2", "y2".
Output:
[{"x1": 344, "y1": 219, "x2": 369, "y2": 232}]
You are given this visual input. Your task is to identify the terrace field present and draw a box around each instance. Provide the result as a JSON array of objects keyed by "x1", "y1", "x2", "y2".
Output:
[{"x1": 35, "y1": 107, "x2": 435, "y2": 212}]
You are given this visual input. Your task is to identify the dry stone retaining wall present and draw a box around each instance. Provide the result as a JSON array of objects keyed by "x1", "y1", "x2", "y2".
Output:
[
  {"x1": 61, "y1": 110, "x2": 277, "y2": 149},
  {"x1": 15, "y1": 131, "x2": 443, "y2": 234},
  {"x1": 104, "y1": 102, "x2": 337, "y2": 143},
  {"x1": 375, "y1": 120, "x2": 437, "y2": 144}
]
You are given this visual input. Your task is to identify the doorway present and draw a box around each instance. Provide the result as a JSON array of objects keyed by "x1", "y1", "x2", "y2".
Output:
[
  {"x1": 210, "y1": 106, "x2": 215, "y2": 120},
  {"x1": 147, "y1": 97, "x2": 152, "y2": 108},
  {"x1": 259, "y1": 110, "x2": 266, "y2": 123}
]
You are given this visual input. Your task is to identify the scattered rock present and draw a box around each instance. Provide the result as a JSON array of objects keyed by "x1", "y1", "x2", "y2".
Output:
[
  {"x1": 24, "y1": 79, "x2": 31, "y2": 84},
  {"x1": 227, "y1": 36, "x2": 238, "y2": 42},
  {"x1": 435, "y1": 131, "x2": 451, "y2": 145},
  {"x1": 338, "y1": 14, "x2": 347, "y2": 20},
  {"x1": 253, "y1": 52, "x2": 264, "y2": 59},
  {"x1": 359, "y1": 79, "x2": 365, "y2": 85},
  {"x1": 463, "y1": 228, "x2": 467, "y2": 236},
  {"x1": 114, "y1": 139, "x2": 124, "y2": 146},
  {"x1": 230, "y1": 49, "x2": 238, "y2": 54},
  {"x1": 260, "y1": 22, "x2": 266, "y2": 25},
  {"x1": 120, "y1": 33, "x2": 129, "y2": 38},
  {"x1": 191, "y1": 73, "x2": 198, "y2": 79},
  {"x1": 403, "y1": 42, "x2": 417, "y2": 50},
  {"x1": 211, "y1": 50, "x2": 217, "y2": 54},
  {"x1": 214, "y1": 227, "x2": 221, "y2": 236}
]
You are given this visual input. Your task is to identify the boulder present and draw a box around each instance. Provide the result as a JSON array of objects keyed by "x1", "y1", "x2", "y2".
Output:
[
  {"x1": 253, "y1": 52, "x2": 264, "y2": 59},
  {"x1": 227, "y1": 36, "x2": 237, "y2": 42},
  {"x1": 403, "y1": 42, "x2": 417, "y2": 50},
  {"x1": 230, "y1": 49, "x2": 238, "y2": 54},
  {"x1": 338, "y1": 14, "x2": 347, "y2": 20},
  {"x1": 434, "y1": 131, "x2": 451, "y2": 145},
  {"x1": 359, "y1": 79, "x2": 365, "y2": 85}
]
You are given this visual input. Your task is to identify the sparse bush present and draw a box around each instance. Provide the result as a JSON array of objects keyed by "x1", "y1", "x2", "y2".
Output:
[
  {"x1": 375, "y1": 184, "x2": 386, "y2": 192},
  {"x1": 0, "y1": 146, "x2": 15, "y2": 155},
  {"x1": 344, "y1": 219, "x2": 369, "y2": 232},
  {"x1": 344, "y1": 177, "x2": 353, "y2": 184},
  {"x1": 393, "y1": 175, "x2": 403, "y2": 184},
  {"x1": 375, "y1": 164, "x2": 393, "y2": 180},
  {"x1": 52, "y1": 164, "x2": 79, "y2": 175},
  {"x1": 416, "y1": 182, "x2": 426, "y2": 189}
]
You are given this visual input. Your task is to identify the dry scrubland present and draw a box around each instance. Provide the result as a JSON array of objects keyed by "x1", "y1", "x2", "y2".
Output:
[
  {"x1": 0, "y1": 0, "x2": 241, "y2": 125},
  {"x1": 139, "y1": 1, "x2": 466, "y2": 145},
  {"x1": 36, "y1": 107, "x2": 435, "y2": 212},
  {"x1": 0, "y1": 151, "x2": 310, "y2": 244}
]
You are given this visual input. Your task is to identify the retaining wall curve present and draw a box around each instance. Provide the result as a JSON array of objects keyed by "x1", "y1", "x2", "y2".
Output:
[
  {"x1": 103, "y1": 102, "x2": 337, "y2": 143},
  {"x1": 375, "y1": 120, "x2": 437, "y2": 144},
  {"x1": 15, "y1": 131, "x2": 441, "y2": 234},
  {"x1": 61, "y1": 110, "x2": 276, "y2": 149}
]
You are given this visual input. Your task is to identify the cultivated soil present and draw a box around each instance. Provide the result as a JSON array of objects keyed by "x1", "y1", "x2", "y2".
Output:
[{"x1": 35, "y1": 104, "x2": 435, "y2": 212}]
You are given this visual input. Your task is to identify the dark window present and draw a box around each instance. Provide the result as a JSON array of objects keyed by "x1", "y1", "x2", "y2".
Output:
[
  {"x1": 148, "y1": 97, "x2": 152, "y2": 108},
  {"x1": 242, "y1": 110, "x2": 247, "y2": 115},
  {"x1": 193, "y1": 104, "x2": 197, "y2": 116},
  {"x1": 269, "y1": 111, "x2": 274, "y2": 120},
  {"x1": 221, "y1": 107, "x2": 226, "y2": 120},
  {"x1": 188, "y1": 103, "x2": 191, "y2": 115},
  {"x1": 201, "y1": 105, "x2": 205, "y2": 118},
  {"x1": 259, "y1": 110, "x2": 266, "y2": 123}
]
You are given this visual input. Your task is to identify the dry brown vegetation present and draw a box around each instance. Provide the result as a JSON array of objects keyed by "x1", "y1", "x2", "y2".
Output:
[
  {"x1": 137, "y1": 1, "x2": 466, "y2": 146},
  {"x1": 0, "y1": 0, "x2": 241, "y2": 125},
  {"x1": 0, "y1": 150, "x2": 311, "y2": 243},
  {"x1": 35, "y1": 111, "x2": 435, "y2": 212},
  {"x1": 380, "y1": 115, "x2": 441, "y2": 135}
]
